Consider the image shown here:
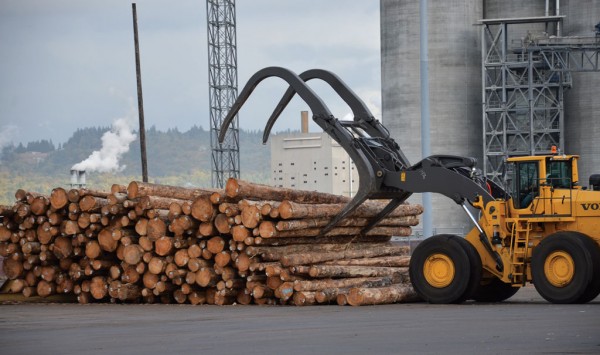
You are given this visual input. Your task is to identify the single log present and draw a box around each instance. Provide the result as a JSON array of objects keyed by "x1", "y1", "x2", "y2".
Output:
[
  {"x1": 240, "y1": 205, "x2": 261, "y2": 229},
  {"x1": 52, "y1": 236, "x2": 73, "y2": 259},
  {"x1": 191, "y1": 196, "x2": 215, "y2": 222},
  {"x1": 138, "y1": 195, "x2": 189, "y2": 211},
  {"x1": 123, "y1": 244, "x2": 144, "y2": 265},
  {"x1": 214, "y1": 213, "x2": 232, "y2": 234},
  {"x1": 60, "y1": 220, "x2": 80, "y2": 236},
  {"x1": 111, "y1": 184, "x2": 127, "y2": 194},
  {"x1": 155, "y1": 236, "x2": 174, "y2": 256},
  {"x1": 293, "y1": 291, "x2": 317, "y2": 306},
  {"x1": 50, "y1": 188, "x2": 69, "y2": 210},
  {"x1": 98, "y1": 228, "x2": 118, "y2": 252},
  {"x1": 36, "y1": 280, "x2": 56, "y2": 298},
  {"x1": 231, "y1": 225, "x2": 251, "y2": 242},
  {"x1": 3, "y1": 258, "x2": 24, "y2": 279},
  {"x1": 135, "y1": 218, "x2": 148, "y2": 236},
  {"x1": 236, "y1": 289, "x2": 252, "y2": 305},
  {"x1": 234, "y1": 253, "x2": 251, "y2": 273},
  {"x1": 274, "y1": 216, "x2": 419, "y2": 233},
  {"x1": 248, "y1": 242, "x2": 407, "y2": 261},
  {"x1": 324, "y1": 255, "x2": 411, "y2": 267},
  {"x1": 274, "y1": 281, "x2": 294, "y2": 301},
  {"x1": 174, "y1": 249, "x2": 190, "y2": 267},
  {"x1": 79, "y1": 195, "x2": 108, "y2": 212},
  {"x1": 90, "y1": 276, "x2": 108, "y2": 300},
  {"x1": 280, "y1": 245, "x2": 410, "y2": 266},
  {"x1": 214, "y1": 251, "x2": 231, "y2": 267},
  {"x1": 346, "y1": 284, "x2": 420, "y2": 306},
  {"x1": 225, "y1": 178, "x2": 350, "y2": 204},
  {"x1": 196, "y1": 267, "x2": 218, "y2": 287},
  {"x1": 146, "y1": 217, "x2": 167, "y2": 241},
  {"x1": 266, "y1": 226, "x2": 412, "y2": 239},
  {"x1": 206, "y1": 236, "x2": 225, "y2": 254},
  {"x1": 293, "y1": 276, "x2": 394, "y2": 292},
  {"x1": 278, "y1": 200, "x2": 423, "y2": 220},
  {"x1": 30, "y1": 196, "x2": 49, "y2": 216},
  {"x1": 127, "y1": 181, "x2": 216, "y2": 200},
  {"x1": 254, "y1": 234, "x2": 392, "y2": 246},
  {"x1": 198, "y1": 222, "x2": 216, "y2": 237},
  {"x1": 309, "y1": 265, "x2": 408, "y2": 280}
]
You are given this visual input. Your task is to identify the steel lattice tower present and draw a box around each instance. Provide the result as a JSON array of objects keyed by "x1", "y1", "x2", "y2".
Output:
[{"x1": 207, "y1": 0, "x2": 239, "y2": 188}]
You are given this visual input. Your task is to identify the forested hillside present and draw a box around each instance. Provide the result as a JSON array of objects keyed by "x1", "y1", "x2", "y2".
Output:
[{"x1": 0, "y1": 126, "x2": 276, "y2": 204}]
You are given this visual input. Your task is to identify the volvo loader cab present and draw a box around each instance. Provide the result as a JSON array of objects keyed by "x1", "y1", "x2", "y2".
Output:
[{"x1": 219, "y1": 66, "x2": 600, "y2": 304}]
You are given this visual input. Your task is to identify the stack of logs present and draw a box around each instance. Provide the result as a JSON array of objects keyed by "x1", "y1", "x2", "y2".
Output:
[{"x1": 0, "y1": 179, "x2": 423, "y2": 306}]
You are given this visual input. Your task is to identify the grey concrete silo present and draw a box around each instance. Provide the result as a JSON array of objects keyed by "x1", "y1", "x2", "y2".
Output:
[
  {"x1": 561, "y1": 1, "x2": 600, "y2": 185},
  {"x1": 380, "y1": 0, "x2": 483, "y2": 234}
]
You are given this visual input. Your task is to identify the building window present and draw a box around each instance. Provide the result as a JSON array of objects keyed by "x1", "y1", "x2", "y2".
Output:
[
  {"x1": 335, "y1": 173, "x2": 338, "y2": 176},
  {"x1": 325, "y1": 173, "x2": 329, "y2": 176},
  {"x1": 291, "y1": 162, "x2": 295, "y2": 166},
  {"x1": 278, "y1": 163, "x2": 282, "y2": 166},
  {"x1": 304, "y1": 181, "x2": 308, "y2": 184},
  {"x1": 291, "y1": 177, "x2": 295, "y2": 180},
  {"x1": 342, "y1": 180, "x2": 346, "y2": 183}
]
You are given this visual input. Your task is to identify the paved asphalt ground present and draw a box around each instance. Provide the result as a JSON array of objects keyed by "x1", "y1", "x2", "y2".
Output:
[{"x1": 0, "y1": 287, "x2": 598, "y2": 354}]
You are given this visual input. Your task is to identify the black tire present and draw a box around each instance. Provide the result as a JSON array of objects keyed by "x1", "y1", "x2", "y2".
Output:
[
  {"x1": 575, "y1": 234, "x2": 600, "y2": 303},
  {"x1": 452, "y1": 236, "x2": 482, "y2": 301},
  {"x1": 472, "y1": 277, "x2": 519, "y2": 302},
  {"x1": 409, "y1": 234, "x2": 474, "y2": 304},
  {"x1": 531, "y1": 232, "x2": 594, "y2": 304}
]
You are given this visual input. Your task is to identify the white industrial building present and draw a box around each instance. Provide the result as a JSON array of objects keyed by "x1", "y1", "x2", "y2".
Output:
[{"x1": 270, "y1": 112, "x2": 359, "y2": 197}]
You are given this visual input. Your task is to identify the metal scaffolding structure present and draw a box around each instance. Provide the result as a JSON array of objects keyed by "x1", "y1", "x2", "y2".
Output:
[
  {"x1": 481, "y1": 16, "x2": 600, "y2": 185},
  {"x1": 207, "y1": 0, "x2": 240, "y2": 188}
]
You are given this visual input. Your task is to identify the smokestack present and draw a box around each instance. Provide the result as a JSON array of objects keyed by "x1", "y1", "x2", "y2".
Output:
[
  {"x1": 301, "y1": 111, "x2": 309, "y2": 134},
  {"x1": 70, "y1": 169, "x2": 87, "y2": 188}
]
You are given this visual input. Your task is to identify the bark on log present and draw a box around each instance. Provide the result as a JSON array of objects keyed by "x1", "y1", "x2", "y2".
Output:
[
  {"x1": 346, "y1": 284, "x2": 420, "y2": 306},
  {"x1": 262, "y1": 226, "x2": 412, "y2": 239},
  {"x1": 324, "y1": 255, "x2": 410, "y2": 267},
  {"x1": 280, "y1": 245, "x2": 410, "y2": 266},
  {"x1": 278, "y1": 200, "x2": 423, "y2": 220},
  {"x1": 127, "y1": 181, "x2": 216, "y2": 200},
  {"x1": 292, "y1": 276, "x2": 394, "y2": 292},
  {"x1": 308, "y1": 265, "x2": 408, "y2": 279},
  {"x1": 225, "y1": 178, "x2": 350, "y2": 204},
  {"x1": 50, "y1": 188, "x2": 69, "y2": 210}
]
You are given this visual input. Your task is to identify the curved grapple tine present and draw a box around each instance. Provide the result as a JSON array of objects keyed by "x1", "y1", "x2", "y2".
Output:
[
  {"x1": 218, "y1": 67, "x2": 333, "y2": 144},
  {"x1": 264, "y1": 68, "x2": 375, "y2": 144}
]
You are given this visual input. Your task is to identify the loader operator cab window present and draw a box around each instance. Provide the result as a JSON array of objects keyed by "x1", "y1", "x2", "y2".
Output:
[
  {"x1": 546, "y1": 160, "x2": 572, "y2": 189},
  {"x1": 509, "y1": 161, "x2": 539, "y2": 209}
]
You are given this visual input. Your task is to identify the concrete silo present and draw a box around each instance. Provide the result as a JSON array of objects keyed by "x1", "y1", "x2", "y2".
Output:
[
  {"x1": 381, "y1": 0, "x2": 483, "y2": 235},
  {"x1": 561, "y1": 1, "x2": 600, "y2": 185}
]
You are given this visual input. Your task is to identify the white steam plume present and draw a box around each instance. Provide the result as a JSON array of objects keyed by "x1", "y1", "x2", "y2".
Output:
[{"x1": 72, "y1": 110, "x2": 137, "y2": 173}]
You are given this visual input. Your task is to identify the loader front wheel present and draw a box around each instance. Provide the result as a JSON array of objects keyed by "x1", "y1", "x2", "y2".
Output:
[
  {"x1": 532, "y1": 232, "x2": 593, "y2": 304},
  {"x1": 410, "y1": 235, "x2": 475, "y2": 304}
]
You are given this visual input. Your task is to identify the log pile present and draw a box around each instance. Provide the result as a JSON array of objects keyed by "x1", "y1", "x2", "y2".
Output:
[{"x1": 0, "y1": 179, "x2": 422, "y2": 306}]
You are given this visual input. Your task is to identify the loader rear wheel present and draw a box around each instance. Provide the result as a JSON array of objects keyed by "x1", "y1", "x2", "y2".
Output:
[
  {"x1": 532, "y1": 232, "x2": 593, "y2": 304},
  {"x1": 575, "y1": 234, "x2": 600, "y2": 303},
  {"x1": 410, "y1": 234, "x2": 478, "y2": 304},
  {"x1": 472, "y1": 277, "x2": 519, "y2": 302}
]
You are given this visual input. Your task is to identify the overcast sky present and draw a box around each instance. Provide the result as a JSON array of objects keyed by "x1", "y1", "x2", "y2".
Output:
[{"x1": 0, "y1": 0, "x2": 381, "y2": 147}]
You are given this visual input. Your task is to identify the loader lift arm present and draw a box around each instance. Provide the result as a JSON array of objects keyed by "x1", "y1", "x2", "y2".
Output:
[{"x1": 218, "y1": 67, "x2": 501, "y2": 266}]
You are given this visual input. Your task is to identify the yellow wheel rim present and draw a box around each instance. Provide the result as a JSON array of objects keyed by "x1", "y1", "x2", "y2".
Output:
[
  {"x1": 423, "y1": 253, "x2": 455, "y2": 288},
  {"x1": 544, "y1": 251, "x2": 575, "y2": 287}
]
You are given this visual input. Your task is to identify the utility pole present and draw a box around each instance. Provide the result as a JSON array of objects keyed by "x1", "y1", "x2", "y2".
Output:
[{"x1": 132, "y1": 2, "x2": 148, "y2": 183}]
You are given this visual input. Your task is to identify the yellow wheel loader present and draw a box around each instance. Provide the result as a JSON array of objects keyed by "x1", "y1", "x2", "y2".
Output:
[{"x1": 219, "y1": 66, "x2": 600, "y2": 304}]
